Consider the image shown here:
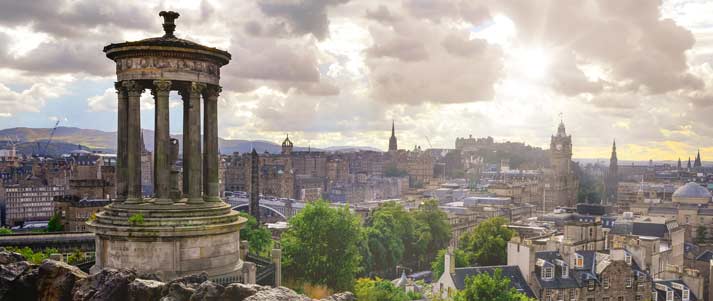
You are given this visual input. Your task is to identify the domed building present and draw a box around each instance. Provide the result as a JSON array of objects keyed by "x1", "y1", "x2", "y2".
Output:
[{"x1": 672, "y1": 182, "x2": 711, "y2": 205}]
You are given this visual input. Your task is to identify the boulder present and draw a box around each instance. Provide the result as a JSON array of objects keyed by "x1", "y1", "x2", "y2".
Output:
[
  {"x1": 243, "y1": 286, "x2": 311, "y2": 301},
  {"x1": 36, "y1": 260, "x2": 87, "y2": 301},
  {"x1": 128, "y1": 279, "x2": 165, "y2": 301},
  {"x1": 219, "y1": 283, "x2": 268, "y2": 300},
  {"x1": 188, "y1": 281, "x2": 224, "y2": 301},
  {"x1": 0, "y1": 251, "x2": 26, "y2": 265},
  {"x1": 0, "y1": 261, "x2": 38, "y2": 300},
  {"x1": 320, "y1": 292, "x2": 356, "y2": 301},
  {"x1": 72, "y1": 268, "x2": 137, "y2": 301},
  {"x1": 160, "y1": 282, "x2": 195, "y2": 301}
]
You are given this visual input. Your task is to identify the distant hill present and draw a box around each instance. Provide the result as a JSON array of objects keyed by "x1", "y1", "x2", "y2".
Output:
[{"x1": 0, "y1": 127, "x2": 382, "y2": 156}]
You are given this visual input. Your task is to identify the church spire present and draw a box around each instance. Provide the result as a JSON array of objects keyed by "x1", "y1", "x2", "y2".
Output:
[
  {"x1": 694, "y1": 149, "x2": 702, "y2": 167},
  {"x1": 388, "y1": 120, "x2": 398, "y2": 152}
]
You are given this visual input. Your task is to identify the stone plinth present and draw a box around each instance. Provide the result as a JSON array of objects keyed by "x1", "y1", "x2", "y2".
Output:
[{"x1": 87, "y1": 201, "x2": 246, "y2": 281}]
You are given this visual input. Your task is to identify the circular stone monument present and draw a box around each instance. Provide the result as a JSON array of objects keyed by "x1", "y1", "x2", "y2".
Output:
[{"x1": 87, "y1": 11, "x2": 246, "y2": 282}]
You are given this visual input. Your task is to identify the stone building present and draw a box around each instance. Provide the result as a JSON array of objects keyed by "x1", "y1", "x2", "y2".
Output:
[
  {"x1": 530, "y1": 249, "x2": 651, "y2": 301},
  {"x1": 53, "y1": 195, "x2": 110, "y2": 232},
  {"x1": 5, "y1": 184, "x2": 66, "y2": 226},
  {"x1": 544, "y1": 120, "x2": 579, "y2": 212}
]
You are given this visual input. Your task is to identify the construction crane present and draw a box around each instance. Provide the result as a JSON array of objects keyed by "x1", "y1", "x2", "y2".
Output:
[{"x1": 41, "y1": 120, "x2": 60, "y2": 157}]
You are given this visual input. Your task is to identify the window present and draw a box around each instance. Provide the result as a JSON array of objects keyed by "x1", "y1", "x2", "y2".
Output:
[
  {"x1": 562, "y1": 265, "x2": 569, "y2": 278},
  {"x1": 576, "y1": 254, "x2": 584, "y2": 268},
  {"x1": 543, "y1": 267, "x2": 554, "y2": 280},
  {"x1": 588, "y1": 280, "x2": 595, "y2": 291},
  {"x1": 618, "y1": 297, "x2": 624, "y2": 301},
  {"x1": 636, "y1": 295, "x2": 642, "y2": 301},
  {"x1": 568, "y1": 289, "x2": 575, "y2": 301},
  {"x1": 603, "y1": 276, "x2": 609, "y2": 289},
  {"x1": 683, "y1": 289, "x2": 690, "y2": 301},
  {"x1": 625, "y1": 253, "x2": 632, "y2": 265},
  {"x1": 666, "y1": 290, "x2": 673, "y2": 301},
  {"x1": 626, "y1": 277, "x2": 633, "y2": 288}
]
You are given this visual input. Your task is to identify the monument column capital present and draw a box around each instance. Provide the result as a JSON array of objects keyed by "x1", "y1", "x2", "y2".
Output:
[
  {"x1": 152, "y1": 79, "x2": 172, "y2": 95},
  {"x1": 122, "y1": 80, "x2": 144, "y2": 97}
]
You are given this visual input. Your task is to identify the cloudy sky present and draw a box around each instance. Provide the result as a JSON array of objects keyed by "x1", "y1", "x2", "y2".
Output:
[{"x1": 0, "y1": 0, "x2": 712, "y2": 160}]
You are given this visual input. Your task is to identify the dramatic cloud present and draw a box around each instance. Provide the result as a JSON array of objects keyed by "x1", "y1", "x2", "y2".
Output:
[{"x1": 0, "y1": 0, "x2": 711, "y2": 160}]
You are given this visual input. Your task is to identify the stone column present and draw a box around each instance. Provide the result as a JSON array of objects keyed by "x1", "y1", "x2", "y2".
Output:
[
  {"x1": 182, "y1": 93, "x2": 189, "y2": 196},
  {"x1": 183, "y1": 82, "x2": 205, "y2": 204},
  {"x1": 272, "y1": 248, "x2": 282, "y2": 287},
  {"x1": 152, "y1": 80, "x2": 172, "y2": 204},
  {"x1": 123, "y1": 80, "x2": 144, "y2": 204},
  {"x1": 115, "y1": 82, "x2": 128, "y2": 201},
  {"x1": 203, "y1": 85, "x2": 221, "y2": 202}
]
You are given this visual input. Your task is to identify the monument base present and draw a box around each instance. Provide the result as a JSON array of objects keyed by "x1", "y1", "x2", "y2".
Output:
[{"x1": 87, "y1": 200, "x2": 246, "y2": 281}]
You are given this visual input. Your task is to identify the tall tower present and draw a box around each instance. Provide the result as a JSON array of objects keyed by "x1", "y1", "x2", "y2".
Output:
[
  {"x1": 250, "y1": 148, "x2": 260, "y2": 223},
  {"x1": 605, "y1": 140, "x2": 619, "y2": 204},
  {"x1": 388, "y1": 120, "x2": 398, "y2": 152},
  {"x1": 546, "y1": 119, "x2": 578, "y2": 211},
  {"x1": 694, "y1": 149, "x2": 702, "y2": 168},
  {"x1": 281, "y1": 134, "x2": 293, "y2": 155},
  {"x1": 550, "y1": 120, "x2": 572, "y2": 174}
]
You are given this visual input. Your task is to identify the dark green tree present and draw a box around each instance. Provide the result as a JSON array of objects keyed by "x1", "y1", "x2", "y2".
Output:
[
  {"x1": 238, "y1": 212, "x2": 272, "y2": 255},
  {"x1": 364, "y1": 202, "x2": 417, "y2": 276},
  {"x1": 412, "y1": 200, "x2": 451, "y2": 268},
  {"x1": 431, "y1": 248, "x2": 469, "y2": 279},
  {"x1": 460, "y1": 217, "x2": 514, "y2": 266},
  {"x1": 455, "y1": 269, "x2": 534, "y2": 301},
  {"x1": 354, "y1": 278, "x2": 409, "y2": 301},
  {"x1": 696, "y1": 225, "x2": 708, "y2": 244},
  {"x1": 0, "y1": 227, "x2": 12, "y2": 235},
  {"x1": 282, "y1": 200, "x2": 364, "y2": 291},
  {"x1": 47, "y1": 213, "x2": 64, "y2": 232}
]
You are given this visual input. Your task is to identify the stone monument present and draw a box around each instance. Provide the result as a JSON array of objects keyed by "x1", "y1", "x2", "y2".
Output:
[{"x1": 88, "y1": 11, "x2": 246, "y2": 282}]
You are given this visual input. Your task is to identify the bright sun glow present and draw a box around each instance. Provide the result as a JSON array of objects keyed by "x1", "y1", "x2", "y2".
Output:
[{"x1": 518, "y1": 48, "x2": 551, "y2": 80}]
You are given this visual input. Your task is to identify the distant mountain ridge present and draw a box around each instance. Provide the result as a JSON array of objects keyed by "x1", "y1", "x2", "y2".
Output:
[{"x1": 0, "y1": 127, "x2": 382, "y2": 156}]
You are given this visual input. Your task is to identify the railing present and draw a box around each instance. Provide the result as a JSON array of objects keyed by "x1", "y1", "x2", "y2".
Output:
[{"x1": 247, "y1": 253, "x2": 275, "y2": 286}]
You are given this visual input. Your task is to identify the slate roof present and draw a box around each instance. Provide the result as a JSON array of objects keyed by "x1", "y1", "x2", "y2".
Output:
[
  {"x1": 654, "y1": 280, "x2": 697, "y2": 301},
  {"x1": 695, "y1": 250, "x2": 713, "y2": 262},
  {"x1": 632, "y1": 222, "x2": 669, "y2": 238},
  {"x1": 534, "y1": 251, "x2": 581, "y2": 289},
  {"x1": 451, "y1": 265, "x2": 536, "y2": 298}
]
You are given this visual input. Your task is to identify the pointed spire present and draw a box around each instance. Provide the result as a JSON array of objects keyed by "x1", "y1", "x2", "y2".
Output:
[{"x1": 391, "y1": 119, "x2": 395, "y2": 137}]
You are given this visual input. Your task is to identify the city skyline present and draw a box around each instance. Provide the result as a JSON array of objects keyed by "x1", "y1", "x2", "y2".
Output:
[{"x1": 0, "y1": 0, "x2": 712, "y2": 160}]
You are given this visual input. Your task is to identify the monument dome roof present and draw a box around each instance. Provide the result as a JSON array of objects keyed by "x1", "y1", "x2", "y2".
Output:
[
  {"x1": 103, "y1": 11, "x2": 230, "y2": 65},
  {"x1": 672, "y1": 182, "x2": 711, "y2": 199}
]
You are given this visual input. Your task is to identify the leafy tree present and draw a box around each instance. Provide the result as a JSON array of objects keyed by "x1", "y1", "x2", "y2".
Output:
[
  {"x1": 384, "y1": 163, "x2": 408, "y2": 178},
  {"x1": 0, "y1": 227, "x2": 12, "y2": 235},
  {"x1": 47, "y1": 213, "x2": 63, "y2": 232},
  {"x1": 455, "y1": 269, "x2": 533, "y2": 301},
  {"x1": 282, "y1": 200, "x2": 364, "y2": 291},
  {"x1": 354, "y1": 277, "x2": 409, "y2": 301},
  {"x1": 238, "y1": 212, "x2": 272, "y2": 255},
  {"x1": 7, "y1": 247, "x2": 60, "y2": 264},
  {"x1": 696, "y1": 225, "x2": 708, "y2": 244},
  {"x1": 67, "y1": 250, "x2": 86, "y2": 265},
  {"x1": 431, "y1": 248, "x2": 469, "y2": 279},
  {"x1": 460, "y1": 217, "x2": 514, "y2": 266},
  {"x1": 412, "y1": 200, "x2": 451, "y2": 268},
  {"x1": 364, "y1": 202, "x2": 417, "y2": 277}
]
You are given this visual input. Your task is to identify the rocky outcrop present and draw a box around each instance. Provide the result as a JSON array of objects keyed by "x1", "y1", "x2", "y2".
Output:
[
  {"x1": 72, "y1": 268, "x2": 137, "y2": 301},
  {"x1": 0, "y1": 251, "x2": 354, "y2": 301},
  {"x1": 128, "y1": 279, "x2": 165, "y2": 301}
]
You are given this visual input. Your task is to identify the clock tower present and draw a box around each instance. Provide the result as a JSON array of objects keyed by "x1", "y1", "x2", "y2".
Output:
[
  {"x1": 544, "y1": 119, "x2": 578, "y2": 211},
  {"x1": 550, "y1": 120, "x2": 572, "y2": 173}
]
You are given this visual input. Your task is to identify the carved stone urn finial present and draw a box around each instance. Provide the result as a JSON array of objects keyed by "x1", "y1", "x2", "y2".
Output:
[{"x1": 159, "y1": 11, "x2": 180, "y2": 38}]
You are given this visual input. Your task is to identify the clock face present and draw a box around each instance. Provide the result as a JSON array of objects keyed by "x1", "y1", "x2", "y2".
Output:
[{"x1": 556, "y1": 144, "x2": 563, "y2": 151}]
